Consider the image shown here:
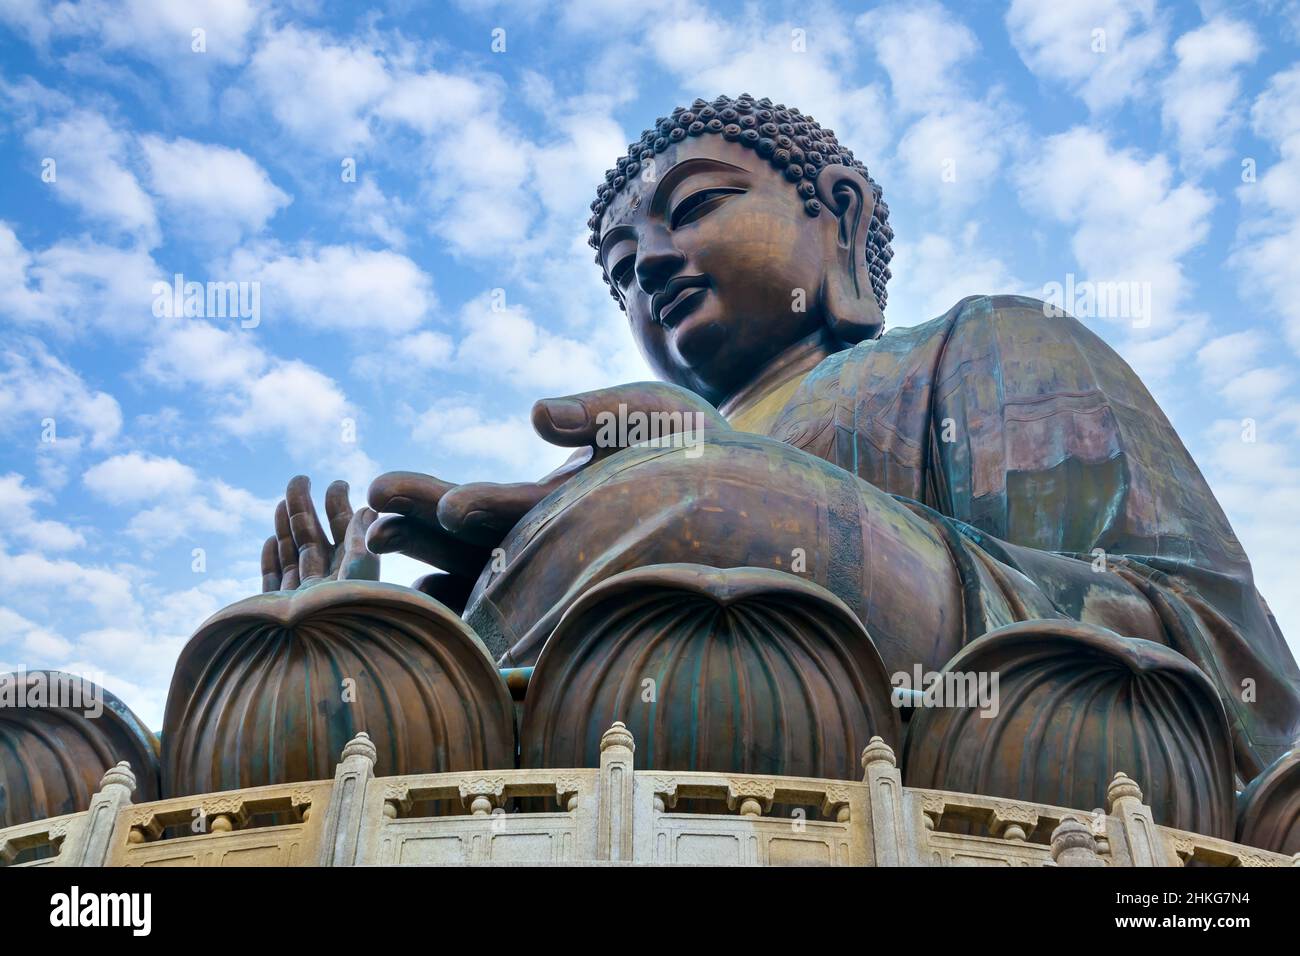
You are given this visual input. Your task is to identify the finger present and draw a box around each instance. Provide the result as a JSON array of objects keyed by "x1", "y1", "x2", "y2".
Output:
[
  {"x1": 337, "y1": 507, "x2": 380, "y2": 581},
  {"x1": 530, "y1": 381, "x2": 727, "y2": 448},
  {"x1": 410, "y1": 572, "x2": 476, "y2": 615},
  {"x1": 365, "y1": 513, "x2": 493, "y2": 577},
  {"x1": 286, "y1": 475, "x2": 329, "y2": 582},
  {"x1": 324, "y1": 480, "x2": 353, "y2": 549},
  {"x1": 367, "y1": 471, "x2": 456, "y2": 523},
  {"x1": 436, "y1": 480, "x2": 554, "y2": 546},
  {"x1": 274, "y1": 500, "x2": 300, "y2": 590},
  {"x1": 260, "y1": 536, "x2": 282, "y2": 592}
]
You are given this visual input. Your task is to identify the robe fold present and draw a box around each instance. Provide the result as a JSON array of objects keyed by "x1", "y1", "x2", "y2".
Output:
[{"x1": 765, "y1": 294, "x2": 1300, "y2": 775}]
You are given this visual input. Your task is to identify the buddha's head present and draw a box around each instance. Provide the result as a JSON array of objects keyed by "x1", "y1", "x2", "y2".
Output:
[{"x1": 591, "y1": 94, "x2": 893, "y2": 405}]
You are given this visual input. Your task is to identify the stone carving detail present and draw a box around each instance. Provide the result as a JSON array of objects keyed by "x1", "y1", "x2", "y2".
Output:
[
  {"x1": 919, "y1": 794, "x2": 947, "y2": 830},
  {"x1": 457, "y1": 777, "x2": 507, "y2": 800},
  {"x1": 822, "y1": 785, "x2": 852, "y2": 807},
  {"x1": 554, "y1": 775, "x2": 584, "y2": 810},
  {"x1": 1051, "y1": 818, "x2": 1104, "y2": 867},
  {"x1": 991, "y1": 805, "x2": 1039, "y2": 841},
  {"x1": 201, "y1": 796, "x2": 247, "y2": 816}
]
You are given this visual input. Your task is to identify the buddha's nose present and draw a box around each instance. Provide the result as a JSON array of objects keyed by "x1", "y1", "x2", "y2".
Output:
[{"x1": 635, "y1": 232, "x2": 686, "y2": 295}]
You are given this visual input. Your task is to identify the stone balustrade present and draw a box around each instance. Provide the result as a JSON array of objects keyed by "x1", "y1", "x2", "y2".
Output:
[{"x1": 3, "y1": 723, "x2": 1296, "y2": 868}]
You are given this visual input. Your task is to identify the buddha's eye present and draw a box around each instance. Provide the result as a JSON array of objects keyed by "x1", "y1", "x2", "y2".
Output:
[
  {"x1": 610, "y1": 253, "x2": 636, "y2": 289},
  {"x1": 670, "y1": 186, "x2": 745, "y2": 229}
]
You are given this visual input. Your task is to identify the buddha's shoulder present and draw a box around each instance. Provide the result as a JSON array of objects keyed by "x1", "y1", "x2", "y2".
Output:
[{"x1": 836, "y1": 293, "x2": 1105, "y2": 366}]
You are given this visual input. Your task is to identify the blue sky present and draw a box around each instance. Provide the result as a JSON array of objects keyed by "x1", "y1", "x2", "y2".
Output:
[{"x1": 1, "y1": 0, "x2": 1299, "y2": 729}]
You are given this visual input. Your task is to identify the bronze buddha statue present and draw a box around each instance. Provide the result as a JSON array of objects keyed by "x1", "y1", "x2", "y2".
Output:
[{"x1": 187, "y1": 95, "x2": 1300, "y2": 846}]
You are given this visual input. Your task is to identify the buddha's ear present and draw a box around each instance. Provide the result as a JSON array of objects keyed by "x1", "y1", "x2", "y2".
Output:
[{"x1": 814, "y1": 164, "x2": 883, "y2": 345}]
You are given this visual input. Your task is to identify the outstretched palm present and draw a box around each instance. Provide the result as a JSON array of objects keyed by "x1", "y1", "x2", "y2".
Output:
[
  {"x1": 364, "y1": 382, "x2": 728, "y2": 612},
  {"x1": 260, "y1": 476, "x2": 379, "y2": 591}
]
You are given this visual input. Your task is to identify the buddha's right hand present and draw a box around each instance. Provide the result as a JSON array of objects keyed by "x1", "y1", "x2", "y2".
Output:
[{"x1": 365, "y1": 382, "x2": 727, "y2": 601}]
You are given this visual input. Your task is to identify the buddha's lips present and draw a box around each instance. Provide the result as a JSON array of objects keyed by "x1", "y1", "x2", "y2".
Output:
[{"x1": 653, "y1": 275, "x2": 710, "y2": 328}]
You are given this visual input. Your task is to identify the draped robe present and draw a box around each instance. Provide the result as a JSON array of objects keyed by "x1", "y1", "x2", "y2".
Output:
[{"x1": 469, "y1": 294, "x2": 1300, "y2": 779}]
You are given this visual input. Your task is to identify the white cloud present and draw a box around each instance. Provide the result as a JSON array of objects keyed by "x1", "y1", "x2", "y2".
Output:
[
  {"x1": 139, "y1": 318, "x2": 381, "y2": 490},
  {"x1": 243, "y1": 25, "x2": 392, "y2": 148},
  {"x1": 352, "y1": 329, "x2": 455, "y2": 384},
  {"x1": 375, "y1": 68, "x2": 496, "y2": 135},
  {"x1": 647, "y1": 10, "x2": 893, "y2": 171},
  {"x1": 857, "y1": 0, "x2": 978, "y2": 114},
  {"x1": 215, "y1": 360, "x2": 348, "y2": 443},
  {"x1": 346, "y1": 178, "x2": 410, "y2": 249},
  {"x1": 11, "y1": 0, "x2": 266, "y2": 66},
  {"x1": 1233, "y1": 66, "x2": 1300, "y2": 353},
  {"x1": 25, "y1": 110, "x2": 159, "y2": 244},
  {"x1": 141, "y1": 320, "x2": 268, "y2": 390},
  {"x1": 123, "y1": 480, "x2": 273, "y2": 546},
  {"x1": 1006, "y1": 0, "x2": 1167, "y2": 112},
  {"x1": 0, "y1": 222, "x2": 164, "y2": 337},
  {"x1": 1196, "y1": 418, "x2": 1300, "y2": 661},
  {"x1": 886, "y1": 224, "x2": 1026, "y2": 326},
  {"x1": 1161, "y1": 17, "x2": 1260, "y2": 173},
  {"x1": 0, "y1": 549, "x2": 138, "y2": 622},
  {"x1": 0, "y1": 336, "x2": 122, "y2": 450},
  {"x1": 454, "y1": 292, "x2": 619, "y2": 394},
  {"x1": 81, "y1": 451, "x2": 273, "y2": 547},
  {"x1": 140, "y1": 135, "x2": 290, "y2": 245},
  {"x1": 0, "y1": 473, "x2": 85, "y2": 552},
  {"x1": 855, "y1": 2, "x2": 1017, "y2": 210},
  {"x1": 83, "y1": 452, "x2": 198, "y2": 505},
  {"x1": 1014, "y1": 127, "x2": 1217, "y2": 386},
  {"x1": 221, "y1": 242, "x2": 436, "y2": 334},
  {"x1": 1016, "y1": 128, "x2": 1213, "y2": 349},
  {"x1": 407, "y1": 400, "x2": 568, "y2": 481},
  {"x1": 1218, "y1": 366, "x2": 1291, "y2": 408},
  {"x1": 893, "y1": 102, "x2": 1009, "y2": 209},
  {"x1": 1196, "y1": 330, "x2": 1266, "y2": 386}
]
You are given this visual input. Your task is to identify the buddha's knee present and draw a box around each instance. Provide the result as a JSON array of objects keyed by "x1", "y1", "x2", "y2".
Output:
[
  {"x1": 901, "y1": 620, "x2": 1236, "y2": 839},
  {"x1": 473, "y1": 433, "x2": 960, "y2": 666},
  {"x1": 517, "y1": 564, "x2": 902, "y2": 780},
  {"x1": 0, "y1": 671, "x2": 160, "y2": 831},
  {"x1": 163, "y1": 582, "x2": 515, "y2": 797}
]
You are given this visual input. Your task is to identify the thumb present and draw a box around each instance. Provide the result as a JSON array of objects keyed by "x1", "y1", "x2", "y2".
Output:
[{"x1": 531, "y1": 381, "x2": 728, "y2": 448}]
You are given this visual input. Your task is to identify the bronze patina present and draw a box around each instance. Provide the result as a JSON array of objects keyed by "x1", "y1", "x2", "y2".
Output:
[
  {"x1": 266, "y1": 95, "x2": 1300, "y2": 840},
  {"x1": 11, "y1": 95, "x2": 1296, "y2": 851}
]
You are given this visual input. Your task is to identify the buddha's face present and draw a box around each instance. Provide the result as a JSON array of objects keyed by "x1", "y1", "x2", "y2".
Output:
[{"x1": 598, "y1": 135, "x2": 849, "y2": 405}]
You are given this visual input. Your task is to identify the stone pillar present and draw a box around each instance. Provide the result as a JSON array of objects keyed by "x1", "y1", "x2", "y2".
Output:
[
  {"x1": 861, "y1": 737, "x2": 909, "y2": 866},
  {"x1": 1106, "y1": 772, "x2": 1167, "y2": 866},
  {"x1": 317, "y1": 732, "x2": 378, "y2": 867},
  {"x1": 1050, "y1": 818, "x2": 1105, "y2": 867},
  {"x1": 596, "y1": 722, "x2": 635, "y2": 862},
  {"x1": 61, "y1": 761, "x2": 136, "y2": 867}
]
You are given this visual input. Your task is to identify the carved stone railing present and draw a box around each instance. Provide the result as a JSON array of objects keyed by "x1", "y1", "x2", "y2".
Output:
[{"x1": 3, "y1": 723, "x2": 1297, "y2": 867}]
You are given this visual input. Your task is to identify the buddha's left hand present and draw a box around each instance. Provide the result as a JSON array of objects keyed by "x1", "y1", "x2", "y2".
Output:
[
  {"x1": 260, "y1": 476, "x2": 379, "y2": 591},
  {"x1": 366, "y1": 382, "x2": 727, "y2": 599}
]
